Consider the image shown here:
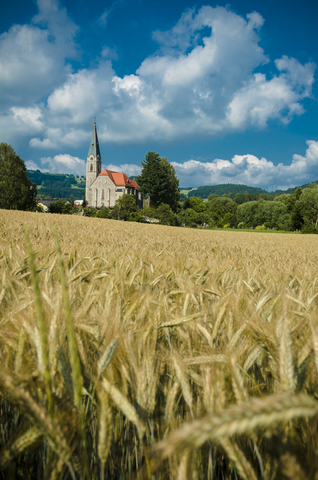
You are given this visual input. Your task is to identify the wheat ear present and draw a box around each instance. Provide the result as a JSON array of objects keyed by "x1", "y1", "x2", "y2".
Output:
[
  {"x1": 98, "y1": 390, "x2": 113, "y2": 479},
  {"x1": 153, "y1": 393, "x2": 318, "y2": 458},
  {"x1": 53, "y1": 230, "x2": 89, "y2": 478},
  {"x1": 25, "y1": 228, "x2": 53, "y2": 418},
  {"x1": 0, "y1": 427, "x2": 42, "y2": 469}
]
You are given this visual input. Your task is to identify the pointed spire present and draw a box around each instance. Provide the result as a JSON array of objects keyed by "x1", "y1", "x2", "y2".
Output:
[{"x1": 88, "y1": 121, "x2": 101, "y2": 158}]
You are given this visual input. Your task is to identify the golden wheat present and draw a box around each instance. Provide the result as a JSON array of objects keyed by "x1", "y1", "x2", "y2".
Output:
[{"x1": 1, "y1": 209, "x2": 318, "y2": 479}]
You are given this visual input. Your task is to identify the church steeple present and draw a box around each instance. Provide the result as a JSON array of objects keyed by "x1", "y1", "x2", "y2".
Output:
[
  {"x1": 86, "y1": 121, "x2": 102, "y2": 203},
  {"x1": 88, "y1": 121, "x2": 101, "y2": 159}
]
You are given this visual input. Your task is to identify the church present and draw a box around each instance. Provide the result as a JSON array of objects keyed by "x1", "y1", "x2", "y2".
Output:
[{"x1": 85, "y1": 122, "x2": 143, "y2": 208}]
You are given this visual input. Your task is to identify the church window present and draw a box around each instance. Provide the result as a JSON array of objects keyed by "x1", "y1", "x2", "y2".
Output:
[
  {"x1": 90, "y1": 164, "x2": 93, "y2": 172},
  {"x1": 101, "y1": 189, "x2": 105, "y2": 199}
]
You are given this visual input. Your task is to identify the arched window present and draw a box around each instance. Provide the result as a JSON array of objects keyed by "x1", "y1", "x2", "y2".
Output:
[
  {"x1": 101, "y1": 189, "x2": 105, "y2": 200},
  {"x1": 90, "y1": 164, "x2": 93, "y2": 172}
]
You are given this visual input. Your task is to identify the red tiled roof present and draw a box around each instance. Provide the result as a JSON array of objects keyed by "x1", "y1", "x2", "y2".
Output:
[{"x1": 99, "y1": 169, "x2": 139, "y2": 189}]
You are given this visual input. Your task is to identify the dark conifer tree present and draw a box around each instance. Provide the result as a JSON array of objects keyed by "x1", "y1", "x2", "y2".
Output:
[
  {"x1": 0, "y1": 143, "x2": 37, "y2": 211},
  {"x1": 136, "y1": 151, "x2": 180, "y2": 210}
]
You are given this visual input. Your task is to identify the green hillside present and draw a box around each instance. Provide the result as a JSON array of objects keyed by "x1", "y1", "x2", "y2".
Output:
[
  {"x1": 185, "y1": 181, "x2": 318, "y2": 199},
  {"x1": 270, "y1": 180, "x2": 318, "y2": 196},
  {"x1": 187, "y1": 184, "x2": 267, "y2": 198},
  {"x1": 27, "y1": 170, "x2": 318, "y2": 201},
  {"x1": 27, "y1": 170, "x2": 85, "y2": 200}
]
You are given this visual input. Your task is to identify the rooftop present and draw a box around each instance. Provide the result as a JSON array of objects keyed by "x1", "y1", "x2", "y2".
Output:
[{"x1": 99, "y1": 169, "x2": 139, "y2": 189}]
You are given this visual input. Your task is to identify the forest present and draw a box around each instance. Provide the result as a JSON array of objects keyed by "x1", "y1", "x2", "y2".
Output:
[{"x1": 27, "y1": 170, "x2": 86, "y2": 200}]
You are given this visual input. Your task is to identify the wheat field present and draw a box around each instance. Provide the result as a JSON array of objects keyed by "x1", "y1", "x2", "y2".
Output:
[{"x1": 1, "y1": 209, "x2": 318, "y2": 479}]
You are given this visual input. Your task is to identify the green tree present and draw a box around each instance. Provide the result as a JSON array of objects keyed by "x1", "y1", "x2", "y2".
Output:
[
  {"x1": 156, "y1": 203, "x2": 179, "y2": 226},
  {"x1": 276, "y1": 213, "x2": 293, "y2": 231},
  {"x1": 136, "y1": 152, "x2": 180, "y2": 210},
  {"x1": 111, "y1": 194, "x2": 141, "y2": 221},
  {"x1": 95, "y1": 206, "x2": 110, "y2": 218},
  {"x1": 291, "y1": 201, "x2": 304, "y2": 230},
  {"x1": 183, "y1": 197, "x2": 207, "y2": 212},
  {"x1": 0, "y1": 143, "x2": 37, "y2": 211},
  {"x1": 49, "y1": 199, "x2": 73, "y2": 214},
  {"x1": 160, "y1": 157, "x2": 180, "y2": 211},
  {"x1": 298, "y1": 187, "x2": 318, "y2": 226},
  {"x1": 236, "y1": 201, "x2": 259, "y2": 227},
  {"x1": 208, "y1": 194, "x2": 219, "y2": 201},
  {"x1": 206, "y1": 196, "x2": 237, "y2": 226},
  {"x1": 83, "y1": 207, "x2": 98, "y2": 217},
  {"x1": 136, "y1": 152, "x2": 167, "y2": 208},
  {"x1": 69, "y1": 194, "x2": 75, "y2": 207},
  {"x1": 177, "y1": 208, "x2": 201, "y2": 227}
]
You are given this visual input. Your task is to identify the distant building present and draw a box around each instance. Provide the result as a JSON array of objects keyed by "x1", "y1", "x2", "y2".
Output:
[
  {"x1": 37, "y1": 199, "x2": 54, "y2": 207},
  {"x1": 85, "y1": 122, "x2": 142, "y2": 208},
  {"x1": 37, "y1": 202, "x2": 49, "y2": 212}
]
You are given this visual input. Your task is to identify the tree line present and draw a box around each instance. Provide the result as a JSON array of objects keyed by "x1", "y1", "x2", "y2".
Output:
[{"x1": 2, "y1": 142, "x2": 318, "y2": 233}]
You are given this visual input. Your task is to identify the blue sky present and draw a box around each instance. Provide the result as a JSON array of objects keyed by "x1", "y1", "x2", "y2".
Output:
[{"x1": 1, "y1": 0, "x2": 317, "y2": 190}]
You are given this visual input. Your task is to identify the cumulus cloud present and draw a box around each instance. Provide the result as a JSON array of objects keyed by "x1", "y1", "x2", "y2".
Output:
[
  {"x1": 0, "y1": 0, "x2": 79, "y2": 147},
  {"x1": 0, "y1": 0, "x2": 77, "y2": 110},
  {"x1": 105, "y1": 163, "x2": 142, "y2": 176},
  {"x1": 36, "y1": 141, "x2": 318, "y2": 191},
  {"x1": 27, "y1": 5, "x2": 315, "y2": 150},
  {"x1": 0, "y1": 1, "x2": 316, "y2": 178},
  {"x1": 171, "y1": 140, "x2": 318, "y2": 190},
  {"x1": 40, "y1": 154, "x2": 86, "y2": 175},
  {"x1": 25, "y1": 160, "x2": 42, "y2": 171}
]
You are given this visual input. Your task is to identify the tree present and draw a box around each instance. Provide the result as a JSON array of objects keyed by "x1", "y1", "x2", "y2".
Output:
[
  {"x1": 183, "y1": 197, "x2": 207, "y2": 212},
  {"x1": 160, "y1": 158, "x2": 180, "y2": 211},
  {"x1": 95, "y1": 206, "x2": 110, "y2": 218},
  {"x1": 206, "y1": 196, "x2": 237, "y2": 226},
  {"x1": 111, "y1": 194, "x2": 142, "y2": 221},
  {"x1": 136, "y1": 152, "x2": 180, "y2": 210},
  {"x1": 298, "y1": 187, "x2": 318, "y2": 226},
  {"x1": 0, "y1": 143, "x2": 37, "y2": 211},
  {"x1": 69, "y1": 194, "x2": 75, "y2": 207},
  {"x1": 236, "y1": 201, "x2": 259, "y2": 228},
  {"x1": 156, "y1": 203, "x2": 179, "y2": 226},
  {"x1": 291, "y1": 201, "x2": 304, "y2": 230},
  {"x1": 178, "y1": 208, "x2": 201, "y2": 227},
  {"x1": 49, "y1": 199, "x2": 73, "y2": 214}
]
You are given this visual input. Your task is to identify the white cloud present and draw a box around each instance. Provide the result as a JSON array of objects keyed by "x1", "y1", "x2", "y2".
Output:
[
  {"x1": 40, "y1": 154, "x2": 86, "y2": 175},
  {"x1": 27, "y1": 5, "x2": 315, "y2": 149},
  {"x1": 0, "y1": 1, "x2": 315, "y2": 164},
  {"x1": 0, "y1": 0, "x2": 77, "y2": 110},
  {"x1": 25, "y1": 160, "x2": 42, "y2": 171},
  {"x1": 172, "y1": 140, "x2": 318, "y2": 190},
  {"x1": 11, "y1": 106, "x2": 44, "y2": 133},
  {"x1": 0, "y1": 0, "x2": 79, "y2": 146},
  {"x1": 36, "y1": 141, "x2": 318, "y2": 192},
  {"x1": 105, "y1": 163, "x2": 141, "y2": 176}
]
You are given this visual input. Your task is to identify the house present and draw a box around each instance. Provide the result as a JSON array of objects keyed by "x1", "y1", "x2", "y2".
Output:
[{"x1": 85, "y1": 122, "x2": 142, "y2": 208}]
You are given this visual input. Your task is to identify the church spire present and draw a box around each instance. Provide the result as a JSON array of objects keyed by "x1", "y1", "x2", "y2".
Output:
[{"x1": 88, "y1": 121, "x2": 101, "y2": 158}]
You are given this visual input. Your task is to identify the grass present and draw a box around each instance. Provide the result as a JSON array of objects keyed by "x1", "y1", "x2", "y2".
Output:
[
  {"x1": 219, "y1": 227, "x2": 297, "y2": 234},
  {"x1": 180, "y1": 189, "x2": 194, "y2": 196},
  {"x1": 1, "y1": 209, "x2": 318, "y2": 479}
]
